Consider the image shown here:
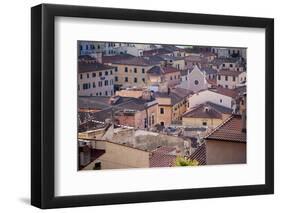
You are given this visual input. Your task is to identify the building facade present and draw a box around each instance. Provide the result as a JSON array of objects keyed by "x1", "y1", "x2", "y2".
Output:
[{"x1": 78, "y1": 61, "x2": 115, "y2": 96}]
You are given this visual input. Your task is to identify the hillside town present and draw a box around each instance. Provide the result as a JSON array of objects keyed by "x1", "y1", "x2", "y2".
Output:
[{"x1": 77, "y1": 41, "x2": 247, "y2": 170}]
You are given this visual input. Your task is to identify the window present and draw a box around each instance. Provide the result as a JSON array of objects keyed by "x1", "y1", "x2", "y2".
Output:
[
  {"x1": 87, "y1": 73, "x2": 89, "y2": 78},
  {"x1": 218, "y1": 75, "x2": 221, "y2": 80},
  {"x1": 115, "y1": 67, "x2": 118, "y2": 72},
  {"x1": 96, "y1": 92, "x2": 98, "y2": 96},
  {"x1": 134, "y1": 78, "x2": 137, "y2": 83},
  {"x1": 125, "y1": 67, "x2": 128, "y2": 72},
  {"x1": 105, "y1": 80, "x2": 108, "y2": 86},
  {"x1": 225, "y1": 76, "x2": 228, "y2": 81},
  {"x1": 142, "y1": 78, "x2": 145, "y2": 83},
  {"x1": 225, "y1": 85, "x2": 228, "y2": 88},
  {"x1": 115, "y1": 76, "x2": 118, "y2": 82},
  {"x1": 99, "y1": 72, "x2": 102, "y2": 77},
  {"x1": 80, "y1": 74, "x2": 83, "y2": 79},
  {"x1": 202, "y1": 122, "x2": 207, "y2": 126},
  {"x1": 220, "y1": 99, "x2": 222, "y2": 103},
  {"x1": 151, "y1": 115, "x2": 155, "y2": 125},
  {"x1": 174, "y1": 75, "x2": 176, "y2": 80},
  {"x1": 98, "y1": 81, "x2": 102, "y2": 87},
  {"x1": 160, "y1": 122, "x2": 164, "y2": 126},
  {"x1": 194, "y1": 80, "x2": 199, "y2": 85},
  {"x1": 105, "y1": 71, "x2": 108, "y2": 76},
  {"x1": 78, "y1": 85, "x2": 80, "y2": 91},
  {"x1": 134, "y1": 68, "x2": 137, "y2": 73},
  {"x1": 99, "y1": 92, "x2": 102, "y2": 96},
  {"x1": 110, "y1": 70, "x2": 113, "y2": 75},
  {"x1": 92, "y1": 73, "x2": 96, "y2": 78},
  {"x1": 105, "y1": 91, "x2": 108, "y2": 96},
  {"x1": 170, "y1": 76, "x2": 173, "y2": 80},
  {"x1": 142, "y1": 68, "x2": 145, "y2": 73},
  {"x1": 222, "y1": 64, "x2": 225, "y2": 67},
  {"x1": 230, "y1": 64, "x2": 233, "y2": 67},
  {"x1": 92, "y1": 82, "x2": 96, "y2": 88},
  {"x1": 125, "y1": 77, "x2": 128, "y2": 82},
  {"x1": 233, "y1": 76, "x2": 236, "y2": 81},
  {"x1": 160, "y1": 108, "x2": 164, "y2": 114},
  {"x1": 82, "y1": 83, "x2": 89, "y2": 90}
]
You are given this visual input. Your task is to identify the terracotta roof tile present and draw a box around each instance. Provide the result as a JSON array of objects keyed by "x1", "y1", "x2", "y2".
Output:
[
  {"x1": 78, "y1": 62, "x2": 114, "y2": 73},
  {"x1": 183, "y1": 103, "x2": 223, "y2": 119},
  {"x1": 149, "y1": 146, "x2": 177, "y2": 167},
  {"x1": 205, "y1": 115, "x2": 246, "y2": 143},
  {"x1": 209, "y1": 87, "x2": 239, "y2": 98},
  {"x1": 218, "y1": 69, "x2": 244, "y2": 76},
  {"x1": 190, "y1": 143, "x2": 206, "y2": 165},
  {"x1": 111, "y1": 56, "x2": 159, "y2": 66}
]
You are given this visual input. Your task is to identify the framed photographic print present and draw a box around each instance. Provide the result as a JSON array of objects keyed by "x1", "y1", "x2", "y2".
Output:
[{"x1": 31, "y1": 3, "x2": 274, "y2": 209}]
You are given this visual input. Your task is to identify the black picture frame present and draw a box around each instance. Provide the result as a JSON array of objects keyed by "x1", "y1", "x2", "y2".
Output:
[{"x1": 31, "y1": 3, "x2": 274, "y2": 209}]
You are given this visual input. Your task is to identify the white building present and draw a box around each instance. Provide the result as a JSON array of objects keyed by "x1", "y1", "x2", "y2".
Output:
[
  {"x1": 185, "y1": 65, "x2": 208, "y2": 92},
  {"x1": 78, "y1": 61, "x2": 115, "y2": 96},
  {"x1": 188, "y1": 88, "x2": 237, "y2": 110}
]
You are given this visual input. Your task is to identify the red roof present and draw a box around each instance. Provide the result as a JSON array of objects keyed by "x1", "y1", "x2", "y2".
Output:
[
  {"x1": 162, "y1": 66, "x2": 180, "y2": 74},
  {"x1": 190, "y1": 143, "x2": 206, "y2": 165},
  {"x1": 205, "y1": 115, "x2": 246, "y2": 143},
  {"x1": 149, "y1": 147, "x2": 176, "y2": 167},
  {"x1": 183, "y1": 103, "x2": 223, "y2": 119},
  {"x1": 206, "y1": 78, "x2": 217, "y2": 86},
  {"x1": 209, "y1": 87, "x2": 239, "y2": 98},
  {"x1": 102, "y1": 54, "x2": 134, "y2": 64},
  {"x1": 218, "y1": 69, "x2": 244, "y2": 76}
]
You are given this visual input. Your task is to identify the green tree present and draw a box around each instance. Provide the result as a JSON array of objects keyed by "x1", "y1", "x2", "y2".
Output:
[{"x1": 175, "y1": 156, "x2": 199, "y2": 166}]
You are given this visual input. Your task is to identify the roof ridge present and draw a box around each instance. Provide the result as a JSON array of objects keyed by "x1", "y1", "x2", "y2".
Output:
[
  {"x1": 182, "y1": 104, "x2": 203, "y2": 117},
  {"x1": 204, "y1": 115, "x2": 234, "y2": 139}
]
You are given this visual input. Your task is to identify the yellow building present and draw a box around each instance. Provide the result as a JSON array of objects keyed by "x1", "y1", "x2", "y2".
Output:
[
  {"x1": 154, "y1": 89, "x2": 191, "y2": 126},
  {"x1": 147, "y1": 65, "x2": 181, "y2": 87},
  {"x1": 182, "y1": 102, "x2": 232, "y2": 129},
  {"x1": 79, "y1": 139, "x2": 150, "y2": 170},
  {"x1": 111, "y1": 57, "x2": 160, "y2": 88}
]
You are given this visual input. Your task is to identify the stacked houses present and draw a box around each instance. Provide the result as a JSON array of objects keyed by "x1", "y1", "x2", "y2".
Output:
[{"x1": 77, "y1": 42, "x2": 247, "y2": 170}]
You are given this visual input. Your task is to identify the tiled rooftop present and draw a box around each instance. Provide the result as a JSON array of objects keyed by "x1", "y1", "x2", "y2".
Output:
[
  {"x1": 78, "y1": 61, "x2": 114, "y2": 73},
  {"x1": 205, "y1": 115, "x2": 246, "y2": 143},
  {"x1": 190, "y1": 143, "x2": 206, "y2": 165},
  {"x1": 111, "y1": 56, "x2": 160, "y2": 66},
  {"x1": 149, "y1": 146, "x2": 177, "y2": 167}
]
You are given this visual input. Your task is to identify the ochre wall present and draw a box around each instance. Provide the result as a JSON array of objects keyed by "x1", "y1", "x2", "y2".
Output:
[{"x1": 206, "y1": 140, "x2": 246, "y2": 165}]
